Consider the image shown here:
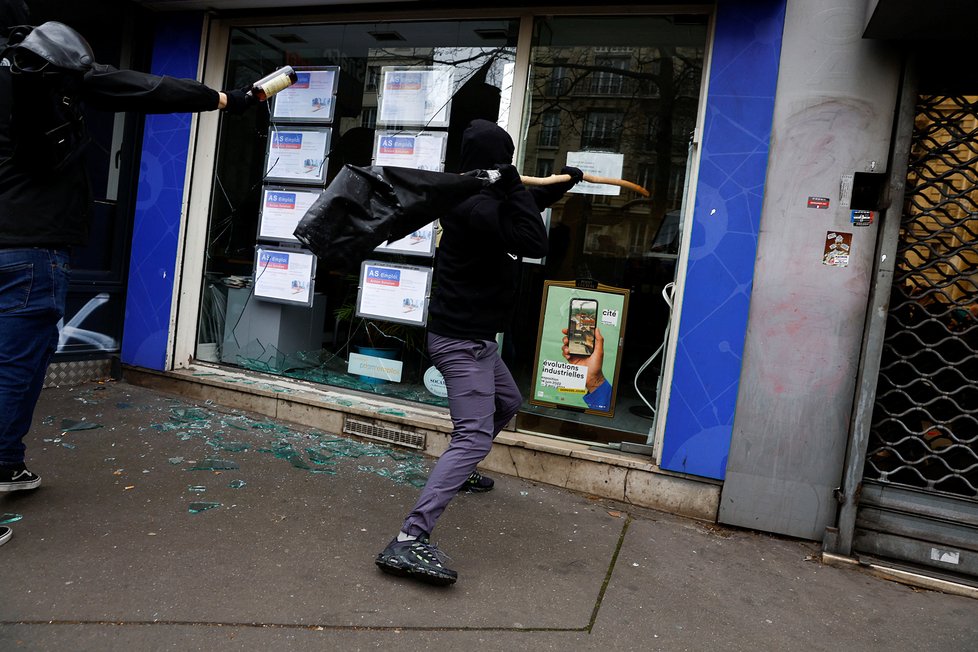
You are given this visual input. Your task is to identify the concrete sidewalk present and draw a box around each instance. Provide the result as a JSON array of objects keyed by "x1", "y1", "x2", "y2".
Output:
[{"x1": 1, "y1": 380, "x2": 975, "y2": 651}]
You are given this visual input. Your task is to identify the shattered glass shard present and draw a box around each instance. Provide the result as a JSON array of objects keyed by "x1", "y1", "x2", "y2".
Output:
[
  {"x1": 0, "y1": 513, "x2": 23, "y2": 524},
  {"x1": 188, "y1": 485, "x2": 208, "y2": 493},
  {"x1": 305, "y1": 448, "x2": 336, "y2": 465},
  {"x1": 188, "y1": 459, "x2": 240, "y2": 471},
  {"x1": 276, "y1": 449, "x2": 311, "y2": 470},
  {"x1": 188, "y1": 501, "x2": 222, "y2": 514},
  {"x1": 228, "y1": 479, "x2": 247, "y2": 489},
  {"x1": 170, "y1": 407, "x2": 211, "y2": 422},
  {"x1": 60, "y1": 419, "x2": 102, "y2": 432}
]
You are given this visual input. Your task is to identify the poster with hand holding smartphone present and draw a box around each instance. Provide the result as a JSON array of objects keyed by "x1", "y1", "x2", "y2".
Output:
[{"x1": 530, "y1": 280, "x2": 629, "y2": 416}]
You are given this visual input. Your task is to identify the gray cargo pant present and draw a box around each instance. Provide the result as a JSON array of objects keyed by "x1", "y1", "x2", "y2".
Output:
[{"x1": 401, "y1": 333, "x2": 521, "y2": 537}]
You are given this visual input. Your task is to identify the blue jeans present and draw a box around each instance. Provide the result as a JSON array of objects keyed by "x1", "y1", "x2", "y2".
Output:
[
  {"x1": 401, "y1": 333, "x2": 522, "y2": 537},
  {"x1": 0, "y1": 248, "x2": 69, "y2": 466}
]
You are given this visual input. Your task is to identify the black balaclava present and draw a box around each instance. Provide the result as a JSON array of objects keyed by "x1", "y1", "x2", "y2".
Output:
[
  {"x1": 459, "y1": 119, "x2": 515, "y2": 172},
  {"x1": 0, "y1": 0, "x2": 30, "y2": 34}
]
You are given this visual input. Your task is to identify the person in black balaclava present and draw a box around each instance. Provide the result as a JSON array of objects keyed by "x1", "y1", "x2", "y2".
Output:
[
  {"x1": 375, "y1": 119, "x2": 583, "y2": 585},
  {"x1": 0, "y1": 3, "x2": 263, "y2": 545}
]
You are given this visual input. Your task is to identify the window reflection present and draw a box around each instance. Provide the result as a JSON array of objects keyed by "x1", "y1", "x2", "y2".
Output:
[{"x1": 514, "y1": 15, "x2": 707, "y2": 444}]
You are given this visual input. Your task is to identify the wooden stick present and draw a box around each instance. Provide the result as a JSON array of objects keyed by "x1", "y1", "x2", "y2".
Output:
[{"x1": 520, "y1": 173, "x2": 650, "y2": 197}]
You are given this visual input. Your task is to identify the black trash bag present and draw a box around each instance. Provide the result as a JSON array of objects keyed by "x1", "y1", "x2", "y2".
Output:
[{"x1": 294, "y1": 164, "x2": 490, "y2": 272}]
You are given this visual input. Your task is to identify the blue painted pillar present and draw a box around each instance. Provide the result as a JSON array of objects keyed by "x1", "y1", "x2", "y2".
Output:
[
  {"x1": 659, "y1": 0, "x2": 787, "y2": 479},
  {"x1": 121, "y1": 13, "x2": 206, "y2": 370}
]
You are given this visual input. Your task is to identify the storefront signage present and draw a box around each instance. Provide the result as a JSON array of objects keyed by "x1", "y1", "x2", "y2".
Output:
[
  {"x1": 263, "y1": 127, "x2": 331, "y2": 185},
  {"x1": 529, "y1": 281, "x2": 629, "y2": 417},
  {"x1": 349, "y1": 351, "x2": 403, "y2": 383},
  {"x1": 378, "y1": 66, "x2": 453, "y2": 127},
  {"x1": 356, "y1": 260, "x2": 432, "y2": 326},
  {"x1": 253, "y1": 245, "x2": 316, "y2": 306},
  {"x1": 374, "y1": 221, "x2": 437, "y2": 258},
  {"x1": 271, "y1": 67, "x2": 339, "y2": 123},
  {"x1": 373, "y1": 130, "x2": 448, "y2": 171},
  {"x1": 566, "y1": 151, "x2": 625, "y2": 196},
  {"x1": 423, "y1": 365, "x2": 448, "y2": 397},
  {"x1": 258, "y1": 187, "x2": 322, "y2": 243}
]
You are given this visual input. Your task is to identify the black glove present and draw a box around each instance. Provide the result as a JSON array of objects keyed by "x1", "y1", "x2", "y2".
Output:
[
  {"x1": 561, "y1": 166, "x2": 584, "y2": 184},
  {"x1": 222, "y1": 86, "x2": 258, "y2": 115},
  {"x1": 493, "y1": 163, "x2": 523, "y2": 192}
]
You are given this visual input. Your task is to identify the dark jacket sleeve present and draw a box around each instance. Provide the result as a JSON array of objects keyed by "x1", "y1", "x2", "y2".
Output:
[
  {"x1": 80, "y1": 63, "x2": 220, "y2": 114},
  {"x1": 529, "y1": 180, "x2": 576, "y2": 211}
]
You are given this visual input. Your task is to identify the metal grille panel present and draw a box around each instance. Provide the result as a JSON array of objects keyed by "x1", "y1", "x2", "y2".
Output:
[
  {"x1": 865, "y1": 94, "x2": 978, "y2": 500},
  {"x1": 343, "y1": 417, "x2": 426, "y2": 450}
]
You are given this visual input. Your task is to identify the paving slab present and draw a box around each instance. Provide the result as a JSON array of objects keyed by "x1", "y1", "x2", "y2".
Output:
[{"x1": 594, "y1": 517, "x2": 978, "y2": 651}]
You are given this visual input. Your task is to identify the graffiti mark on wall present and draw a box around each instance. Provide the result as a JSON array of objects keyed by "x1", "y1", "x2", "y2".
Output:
[{"x1": 58, "y1": 292, "x2": 120, "y2": 353}]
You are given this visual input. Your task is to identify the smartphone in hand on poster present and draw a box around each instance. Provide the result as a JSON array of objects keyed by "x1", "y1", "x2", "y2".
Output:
[{"x1": 567, "y1": 298, "x2": 598, "y2": 357}]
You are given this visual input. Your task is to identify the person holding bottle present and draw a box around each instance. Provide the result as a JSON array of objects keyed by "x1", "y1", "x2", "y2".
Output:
[{"x1": 0, "y1": 3, "x2": 265, "y2": 544}]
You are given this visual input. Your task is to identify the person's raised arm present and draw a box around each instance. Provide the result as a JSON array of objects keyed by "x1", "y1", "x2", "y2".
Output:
[{"x1": 81, "y1": 63, "x2": 256, "y2": 115}]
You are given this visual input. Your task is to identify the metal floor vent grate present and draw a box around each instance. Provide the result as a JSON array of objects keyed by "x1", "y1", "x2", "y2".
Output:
[{"x1": 343, "y1": 417, "x2": 426, "y2": 450}]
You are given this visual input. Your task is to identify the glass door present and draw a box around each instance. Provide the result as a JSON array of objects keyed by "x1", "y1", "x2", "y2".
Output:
[{"x1": 510, "y1": 14, "x2": 708, "y2": 445}]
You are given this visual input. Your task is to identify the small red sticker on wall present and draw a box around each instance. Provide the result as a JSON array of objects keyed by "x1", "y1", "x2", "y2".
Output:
[{"x1": 808, "y1": 196, "x2": 830, "y2": 209}]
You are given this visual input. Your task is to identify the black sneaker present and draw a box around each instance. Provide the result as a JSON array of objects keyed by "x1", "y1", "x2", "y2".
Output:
[
  {"x1": 0, "y1": 465, "x2": 41, "y2": 492},
  {"x1": 375, "y1": 535, "x2": 458, "y2": 586},
  {"x1": 0, "y1": 526, "x2": 11, "y2": 547},
  {"x1": 459, "y1": 470, "x2": 494, "y2": 493}
]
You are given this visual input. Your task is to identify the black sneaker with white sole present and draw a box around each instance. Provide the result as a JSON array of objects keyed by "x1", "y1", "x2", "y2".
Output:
[
  {"x1": 0, "y1": 465, "x2": 41, "y2": 492},
  {"x1": 0, "y1": 526, "x2": 11, "y2": 547},
  {"x1": 458, "y1": 470, "x2": 494, "y2": 493},
  {"x1": 375, "y1": 535, "x2": 458, "y2": 586}
]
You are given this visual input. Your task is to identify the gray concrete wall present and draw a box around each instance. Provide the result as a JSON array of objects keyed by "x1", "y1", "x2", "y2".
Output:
[{"x1": 719, "y1": 0, "x2": 902, "y2": 540}]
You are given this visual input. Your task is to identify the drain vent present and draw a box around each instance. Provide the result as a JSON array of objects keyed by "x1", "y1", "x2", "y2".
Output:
[{"x1": 343, "y1": 417, "x2": 426, "y2": 450}]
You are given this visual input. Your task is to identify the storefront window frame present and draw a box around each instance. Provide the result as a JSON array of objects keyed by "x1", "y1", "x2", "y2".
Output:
[{"x1": 174, "y1": 6, "x2": 715, "y2": 465}]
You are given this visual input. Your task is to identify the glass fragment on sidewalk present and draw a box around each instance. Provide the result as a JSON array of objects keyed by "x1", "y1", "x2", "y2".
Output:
[
  {"x1": 0, "y1": 513, "x2": 23, "y2": 524},
  {"x1": 149, "y1": 399, "x2": 429, "y2": 486},
  {"x1": 188, "y1": 501, "x2": 222, "y2": 513},
  {"x1": 61, "y1": 419, "x2": 102, "y2": 432},
  {"x1": 306, "y1": 448, "x2": 336, "y2": 465},
  {"x1": 189, "y1": 459, "x2": 240, "y2": 471}
]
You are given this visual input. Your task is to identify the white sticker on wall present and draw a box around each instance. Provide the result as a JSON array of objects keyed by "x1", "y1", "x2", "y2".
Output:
[
  {"x1": 600, "y1": 308, "x2": 619, "y2": 327},
  {"x1": 930, "y1": 547, "x2": 961, "y2": 565}
]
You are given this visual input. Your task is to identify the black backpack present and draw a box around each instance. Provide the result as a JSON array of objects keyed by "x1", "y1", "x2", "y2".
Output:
[{"x1": 1, "y1": 22, "x2": 93, "y2": 172}]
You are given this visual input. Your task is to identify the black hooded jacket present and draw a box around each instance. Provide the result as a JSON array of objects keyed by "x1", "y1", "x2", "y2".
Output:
[
  {"x1": 0, "y1": 9, "x2": 220, "y2": 247},
  {"x1": 426, "y1": 119, "x2": 574, "y2": 341}
]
